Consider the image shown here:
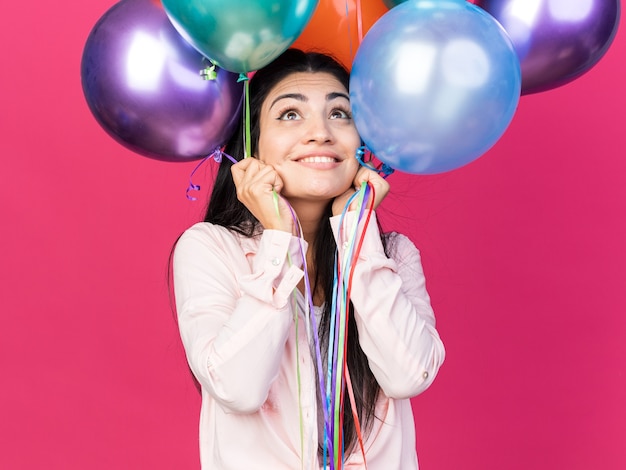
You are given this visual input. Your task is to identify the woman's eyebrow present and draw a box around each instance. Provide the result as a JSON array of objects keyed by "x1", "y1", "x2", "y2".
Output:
[
  {"x1": 327, "y1": 92, "x2": 350, "y2": 102},
  {"x1": 269, "y1": 93, "x2": 307, "y2": 109},
  {"x1": 269, "y1": 91, "x2": 350, "y2": 109}
]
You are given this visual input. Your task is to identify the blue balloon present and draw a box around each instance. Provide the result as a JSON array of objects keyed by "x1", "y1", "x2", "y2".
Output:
[{"x1": 350, "y1": 0, "x2": 521, "y2": 174}]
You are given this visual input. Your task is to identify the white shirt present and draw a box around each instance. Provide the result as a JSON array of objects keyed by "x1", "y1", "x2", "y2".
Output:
[{"x1": 173, "y1": 212, "x2": 445, "y2": 469}]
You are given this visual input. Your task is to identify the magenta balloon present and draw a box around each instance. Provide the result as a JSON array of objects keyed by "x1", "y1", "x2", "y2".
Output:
[
  {"x1": 475, "y1": 0, "x2": 620, "y2": 94},
  {"x1": 81, "y1": 0, "x2": 244, "y2": 162}
]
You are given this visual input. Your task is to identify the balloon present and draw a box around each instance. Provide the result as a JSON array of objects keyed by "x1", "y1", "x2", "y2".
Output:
[
  {"x1": 383, "y1": 0, "x2": 480, "y2": 9},
  {"x1": 293, "y1": 0, "x2": 389, "y2": 69},
  {"x1": 350, "y1": 0, "x2": 521, "y2": 175},
  {"x1": 81, "y1": 0, "x2": 244, "y2": 162},
  {"x1": 382, "y1": 0, "x2": 404, "y2": 8},
  {"x1": 475, "y1": 0, "x2": 620, "y2": 94},
  {"x1": 161, "y1": 0, "x2": 319, "y2": 73}
]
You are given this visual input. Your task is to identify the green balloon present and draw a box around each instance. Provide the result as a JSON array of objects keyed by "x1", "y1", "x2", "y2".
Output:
[
  {"x1": 382, "y1": 0, "x2": 407, "y2": 8},
  {"x1": 162, "y1": 0, "x2": 319, "y2": 73}
]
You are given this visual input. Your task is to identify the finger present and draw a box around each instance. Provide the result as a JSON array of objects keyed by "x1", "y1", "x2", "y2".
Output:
[
  {"x1": 231, "y1": 156, "x2": 259, "y2": 172},
  {"x1": 270, "y1": 172, "x2": 284, "y2": 194},
  {"x1": 234, "y1": 164, "x2": 283, "y2": 206},
  {"x1": 353, "y1": 167, "x2": 390, "y2": 209},
  {"x1": 230, "y1": 158, "x2": 256, "y2": 186},
  {"x1": 247, "y1": 165, "x2": 281, "y2": 192},
  {"x1": 231, "y1": 158, "x2": 268, "y2": 188},
  {"x1": 353, "y1": 166, "x2": 379, "y2": 186}
]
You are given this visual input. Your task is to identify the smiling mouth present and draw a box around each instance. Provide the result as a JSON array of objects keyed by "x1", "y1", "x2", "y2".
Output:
[{"x1": 297, "y1": 156, "x2": 338, "y2": 163}]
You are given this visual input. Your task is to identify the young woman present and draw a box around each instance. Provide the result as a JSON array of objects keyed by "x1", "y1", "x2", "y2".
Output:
[{"x1": 172, "y1": 49, "x2": 445, "y2": 469}]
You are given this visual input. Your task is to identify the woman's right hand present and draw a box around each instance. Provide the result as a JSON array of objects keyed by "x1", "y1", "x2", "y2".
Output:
[{"x1": 231, "y1": 158, "x2": 294, "y2": 233}]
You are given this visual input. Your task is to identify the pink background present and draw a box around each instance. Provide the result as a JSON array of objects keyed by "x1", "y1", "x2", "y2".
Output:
[{"x1": 1, "y1": 1, "x2": 625, "y2": 469}]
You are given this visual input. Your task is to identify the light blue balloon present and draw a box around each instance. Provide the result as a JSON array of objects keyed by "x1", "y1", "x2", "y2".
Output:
[
  {"x1": 162, "y1": 0, "x2": 319, "y2": 73},
  {"x1": 350, "y1": 0, "x2": 521, "y2": 174}
]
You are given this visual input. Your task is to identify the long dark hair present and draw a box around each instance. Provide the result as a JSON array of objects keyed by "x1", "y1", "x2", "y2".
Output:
[{"x1": 204, "y1": 49, "x2": 387, "y2": 455}]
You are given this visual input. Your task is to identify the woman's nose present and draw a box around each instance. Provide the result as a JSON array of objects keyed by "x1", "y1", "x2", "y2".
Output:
[{"x1": 304, "y1": 115, "x2": 333, "y2": 143}]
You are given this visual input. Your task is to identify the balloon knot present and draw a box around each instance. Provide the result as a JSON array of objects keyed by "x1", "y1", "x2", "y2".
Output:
[
  {"x1": 186, "y1": 148, "x2": 239, "y2": 200},
  {"x1": 356, "y1": 146, "x2": 394, "y2": 178},
  {"x1": 200, "y1": 63, "x2": 217, "y2": 81}
]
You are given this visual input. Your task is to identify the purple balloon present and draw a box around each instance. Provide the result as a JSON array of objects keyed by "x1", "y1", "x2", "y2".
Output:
[
  {"x1": 81, "y1": 0, "x2": 244, "y2": 162},
  {"x1": 475, "y1": 0, "x2": 620, "y2": 94}
]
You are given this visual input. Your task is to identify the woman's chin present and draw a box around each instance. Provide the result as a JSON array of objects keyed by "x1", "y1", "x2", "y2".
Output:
[{"x1": 283, "y1": 181, "x2": 350, "y2": 202}]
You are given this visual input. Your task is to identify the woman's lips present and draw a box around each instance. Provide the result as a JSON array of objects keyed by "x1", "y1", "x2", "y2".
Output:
[
  {"x1": 297, "y1": 155, "x2": 337, "y2": 163},
  {"x1": 294, "y1": 154, "x2": 341, "y2": 169}
]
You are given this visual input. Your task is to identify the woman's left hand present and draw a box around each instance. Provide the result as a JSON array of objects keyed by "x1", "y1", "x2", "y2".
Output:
[{"x1": 332, "y1": 166, "x2": 390, "y2": 216}]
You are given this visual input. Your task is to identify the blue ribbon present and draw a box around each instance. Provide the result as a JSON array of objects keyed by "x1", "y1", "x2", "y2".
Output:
[{"x1": 355, "y1": 146, "x2": 394, "y2": 178}]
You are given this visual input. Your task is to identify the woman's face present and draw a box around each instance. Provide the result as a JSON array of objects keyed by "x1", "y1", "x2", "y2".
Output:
[{"x1": 256, "y1": 72, "x2": 361, "y2": 204}]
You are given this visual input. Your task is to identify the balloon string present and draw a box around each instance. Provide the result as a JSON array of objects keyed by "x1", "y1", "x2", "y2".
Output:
[
  {"x1": 326, "y1": 249, "x2": 340, "y2": 470},
  {"x1": 280, "y1": 191, "x2": 335, "y2": 467},
  {"x1": 329, "y1": 193, "x2": 353, "y2": 469},
  {"x1": 333, "y1": 183, "x2": 373, "y2": 469},
  {"x1": 261, "y1": 184, "x2": 374, "y2": 469},
  {"x1": 356, "y1": 0, "x2": 364, "y2": 43},
  {"x1": 340, "y1": 182, "x2": 369, "y2": 466},
  {"x1": 356, "y1": 146, "x2": 394, "y2": 178},
  {"x1": 291, "y1": 271, "x2": 305, "y2": 470},
  {"x1": 245, "y1": 78, "x2": 251, "y2": 158},
  {"x1": 344, "y1": 0, "x2": 354, "y2": 66},
  {"x1": 345, "y1": 363, "x2": 367, "y2": 468},
  {"x1": 328, "y1": 192, "x2": 355, "y2": 468},
  {"x1": 237, "y1": 73, "x2": 252, "y2": 158},
  {"x1": 343, "y1": 183, "x2": 374, "y2": 468},
  {"x1": 185, "y1": 148, "x2": 237, "y2": 200},
  {"x1": 272, "y1": 189, "x2": 306, "y2": 469},
  {"x1": 328, "y1": 182, "x2": 372, "y2": 469}
]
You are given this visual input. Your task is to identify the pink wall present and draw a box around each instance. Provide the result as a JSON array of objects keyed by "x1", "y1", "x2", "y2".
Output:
[{"x1": 1, "y1": 1, "x2": 624, "y2": 469}]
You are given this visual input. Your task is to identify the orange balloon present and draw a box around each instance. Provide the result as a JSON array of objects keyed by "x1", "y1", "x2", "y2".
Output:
[{"x1": 293, "y1": 0, "x2": 390, "y2": 69}]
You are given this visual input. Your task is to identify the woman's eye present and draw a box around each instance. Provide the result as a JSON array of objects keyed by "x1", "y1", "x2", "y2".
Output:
[
  {"x1": 279, "y1": 110, "x2": 300, "y2": 120},
  {"x1": 330, "y1": 109, "x2": 351, "y2": 119}
]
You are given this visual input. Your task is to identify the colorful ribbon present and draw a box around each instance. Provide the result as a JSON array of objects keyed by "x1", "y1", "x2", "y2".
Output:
[
  {"x1": 276, "y1": 182, "x2": 375, "y2": 469},
  {"x1": 185, "y1": 148, "x2": 237, "y2": 201},
  {"x1": 356, "y1": 146, "x2": 394, "y2": 178}
]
